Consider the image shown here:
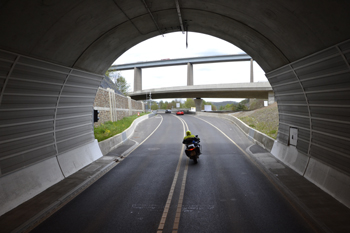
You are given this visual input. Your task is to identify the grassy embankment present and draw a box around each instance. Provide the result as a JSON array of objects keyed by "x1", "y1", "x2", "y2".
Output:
[
  {"x1": 232, "y1": 103, "x2": 279, "y2": 139},
  {"x1": 94, "y1": 112, "x2": 148, "y2": 142}
]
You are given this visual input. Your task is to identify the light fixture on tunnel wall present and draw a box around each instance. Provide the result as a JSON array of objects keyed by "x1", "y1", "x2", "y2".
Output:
[{"x1": 94, "y1": 110, "x2": 99, "y2": 122}]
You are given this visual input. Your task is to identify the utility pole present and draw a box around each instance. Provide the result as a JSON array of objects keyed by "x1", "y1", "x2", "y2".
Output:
[{"x1": 149, "y1": 92, "x2": 152, "y2": 112}]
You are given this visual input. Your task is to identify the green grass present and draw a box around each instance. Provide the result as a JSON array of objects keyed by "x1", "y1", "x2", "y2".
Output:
[
  {"x1": 239, "y1": 116, "x2": 278, "y2": 139},
  {"x1": 94, "y1": 112, "x2": 149, "y2": 142}
]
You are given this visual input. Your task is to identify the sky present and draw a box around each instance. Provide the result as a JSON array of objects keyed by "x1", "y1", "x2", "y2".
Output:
[{"x1": 111, "y1": 32, "x2": 268, "y2": 103}]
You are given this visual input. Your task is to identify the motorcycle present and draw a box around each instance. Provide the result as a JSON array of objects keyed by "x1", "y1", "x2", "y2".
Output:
[{"x1": 183, "y1": 135, "x2": 201, "y2": 164}]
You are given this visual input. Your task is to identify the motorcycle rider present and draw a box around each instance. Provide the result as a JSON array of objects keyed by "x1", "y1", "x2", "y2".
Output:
[
  {"x1": 183, "y1": 130, "x2": 200, "y2": 148},
  {"x1": 183, "y1": 130, "x2": 195, "y2": 141}
]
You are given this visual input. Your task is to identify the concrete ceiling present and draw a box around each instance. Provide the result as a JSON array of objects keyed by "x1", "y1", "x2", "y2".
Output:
[{"x1": 1, "y1": 0, "x2": 349, "y2": 74}]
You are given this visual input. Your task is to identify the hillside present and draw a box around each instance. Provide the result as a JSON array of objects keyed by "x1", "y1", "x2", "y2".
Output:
[
  {"x1": 210, "y1": 101, "x2": 238, "y2": 109},
  {"x1": 231, "y1": 103, "x2": 279, "y2": 139}
]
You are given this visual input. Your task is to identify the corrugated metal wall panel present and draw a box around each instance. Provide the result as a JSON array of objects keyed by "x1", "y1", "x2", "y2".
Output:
[
  {"x1": 293, "y1": 56, "x2": 346, "y2": 79},
  {"x1": 1, "y1": 133, "x2": 55, "y2": 158},
  {"x1": 312, "y1": 132, "x2": 350, "y2": 155},
  {"x1": 312, "y1": 119, "x2": 350, "y2": 138},
  {"x1": 56, "y1": 125, "x2": 92, "y2": 142},
  {"x1": 0, "y1": 121, "x2": 54, "y2": 142},
  {"x1": 273, "y1": 82, "x2": 302, "y2": 94},
  {"x1": 310, "y1": 106, "x2": 350, "y2": 121},
  {"x1": 310, "y1": 145, "x2": 350, "y2": 174},
  {"x1": 0, "y1": 49, "x2": 103, "y2": 176},
  {"x1": 56, "y1": 116, "x2": 91, "y2": 130},
  {"x1": 61, "y1": 86, "x2": 97, "y2": 95},
  {"x1": 11, "y1": 64, "x2": 68, "y2": 84},
  {"x1": 296, "y1": 139, "x2": 309, "y2": 154},
  {"x1": 5, "y1": 79, "x2": 62, "y2": 95},
  {"x1": 278, "y1": 105, "x2": 309, "y2": 116},
  {"x1": 57, "y1": 134, "x2": 94, "y2": 154},
  {"x1": 297, "y1": 128, "x2": 310, "y2": 141},
  {"x1": 267, "y1": 70, "x2": 296, "y2": 86},
  {"x1": 301, "y1": 72, "x2": 350, "y2": 91},
  {"x1": 0, "y1": 109, "x2": 56, "y2": 125},
  {"x1": 267, "y1": 39, "x2": 350, "y2": 175},
  {"x1": 275, "y1": 94, "x2": 307, "y2": 105},
  {"x1": 291, "y1": 48, "x2": 338, "y2": 69},
  {"x1": 279, "y1": 115, "x2": 310, "y2": 129},
  {"x1": 56, "y1": 106, "x2": 93, "y2": 119},
  {"x1": 0, "y1": 146, "x2": 57, "y2": 174}
]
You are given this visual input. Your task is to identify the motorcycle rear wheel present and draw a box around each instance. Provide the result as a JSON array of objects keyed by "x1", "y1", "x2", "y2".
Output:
[{"x1": 193, "y1": 157, "x2": 198, "y2": 164}]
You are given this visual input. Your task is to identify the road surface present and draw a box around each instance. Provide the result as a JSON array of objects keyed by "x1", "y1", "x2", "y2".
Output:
[{"x1": 31, "y1": 113, "x2": 316, "y2": 233}]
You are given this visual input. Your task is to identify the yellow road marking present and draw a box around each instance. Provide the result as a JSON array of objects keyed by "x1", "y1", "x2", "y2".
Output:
[
  {"x1": 157, "y1": 115, "x2": 187, "y2": 232},
  {"x1": 172, "y1": 158, "x2": 189, "y2": 232}
]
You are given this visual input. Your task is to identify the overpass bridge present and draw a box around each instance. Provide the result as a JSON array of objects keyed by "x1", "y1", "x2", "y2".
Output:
[
  {"x1": 109, "y1": 54, "x2": 254, "y2": 92},
  {"x1": 128, "y1": 82, "x2": 274, "y2": 110},
  {"x1": 129, "y1": 82, "x2": 272, "y2": 100}
]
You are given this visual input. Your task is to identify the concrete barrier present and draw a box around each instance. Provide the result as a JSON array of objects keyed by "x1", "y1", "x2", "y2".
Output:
[
  {"x1": 57, "y1": 140, "x2": 103, "y2": 177},
  {"x1": 0, "y1": 157, "x2": 64, "y2": 216},
  {"x1": 0, "y1": 139, "x2": 103, "y2": 216},
  {"x1": 98, "y1": 112, "x2": 157, "y2": 155}
]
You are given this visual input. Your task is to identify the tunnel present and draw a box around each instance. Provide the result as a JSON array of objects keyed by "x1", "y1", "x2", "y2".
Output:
[{"x1": 0, "y1": 0, "x2": 350, "y2": 216}]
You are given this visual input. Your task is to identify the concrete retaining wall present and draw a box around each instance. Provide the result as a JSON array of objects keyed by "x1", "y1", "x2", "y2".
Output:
[
  {"x1": 94, "y1": 88, "x2": 144, "y2": 126},
  {"x1": 98, "y1": 113, "x2": 157, "y2": 155},
  {"x1": 197, "y1": 111, "x2": 350, "y2": 209}
]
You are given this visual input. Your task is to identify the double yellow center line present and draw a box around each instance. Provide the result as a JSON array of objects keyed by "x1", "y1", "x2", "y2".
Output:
[{"x1": 157, "y1": 115, "x2": 189, "y2": 233}]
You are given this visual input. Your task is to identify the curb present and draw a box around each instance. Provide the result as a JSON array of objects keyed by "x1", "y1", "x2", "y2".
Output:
[{"x1": 98, "y1": 112, "x2": 157, "y2": 155}]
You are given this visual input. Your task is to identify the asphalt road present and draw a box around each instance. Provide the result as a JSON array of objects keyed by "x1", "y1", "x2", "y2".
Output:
[{"x1": 31, "y1": 113, "x2": 315, "y2": 233}]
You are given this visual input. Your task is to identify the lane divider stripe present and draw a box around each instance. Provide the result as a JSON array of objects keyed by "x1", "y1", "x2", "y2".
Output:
[
  {"x1": 157, "y1": 115, "x2": 187, "y2": 232},
  {"x1": 172, "y1": 158, "x2": 189, "y2": 232}
]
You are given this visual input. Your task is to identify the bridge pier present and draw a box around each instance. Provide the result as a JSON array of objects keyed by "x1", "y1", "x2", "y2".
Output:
[
  {"x1": 250, "y1": 58, "x2": 254, "y2": 83},
  {"x1": 194, "y1": 98, "x2": 203, "y2": 112},
  {"x1": 268, "y1": 92, "x2": 275, "y2": 105},
  {"x1": 134, "y1": 67, "x2": 142, "y2": 91},
  {"x1": 187, "y1": 63, "x2": 193, "y2": 85}
]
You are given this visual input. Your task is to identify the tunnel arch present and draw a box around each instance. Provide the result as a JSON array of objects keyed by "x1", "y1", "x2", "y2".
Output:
[{"x1": 1, "y1": 0, "x2": 350, "y2": 214}]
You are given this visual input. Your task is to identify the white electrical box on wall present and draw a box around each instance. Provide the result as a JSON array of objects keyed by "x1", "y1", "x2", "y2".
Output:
[{"x1": 289, "y1": 127, "x2": 298, "y2": 146}]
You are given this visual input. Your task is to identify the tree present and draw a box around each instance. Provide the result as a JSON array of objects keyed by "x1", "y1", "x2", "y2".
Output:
[
  {"x1": 237, "y1": 102, "x2": 248, "y2": 111},
  {"x1": 151, "y1": 101, "x2": 159, "y2": 110},
  {"x1": 162, "y1": 101, "x2": 169, "y2": 109},
  {"x1": 105, "y1": 71, "x2": 130, "y2": 95},
  {"x1": 115, "y1": 76, "x2": 130, "y2": 95},
  {"x1": 159, "y1": 100, "x2": 164, "y2": 109},
  {"x1": 184, "y1": 98, "x2": 195, "y2": 108}
]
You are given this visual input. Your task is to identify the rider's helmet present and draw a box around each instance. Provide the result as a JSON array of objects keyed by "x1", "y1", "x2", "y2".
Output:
[{"x1": 186, "y1": 131, "x2": 191, "y2": 136}]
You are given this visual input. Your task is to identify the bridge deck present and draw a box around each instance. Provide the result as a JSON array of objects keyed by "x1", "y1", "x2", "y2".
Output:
[
  {"x1": 128, "y1": 82, "x2": 272, "y2": 100},
  {"x1": 110, "y1": 54, "x2": 252, "y2": 71}
]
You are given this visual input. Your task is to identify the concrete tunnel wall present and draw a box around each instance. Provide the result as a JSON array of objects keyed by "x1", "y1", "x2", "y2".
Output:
[{"x1": 1, "y1": 0, "x2": 350, "y2": 215}]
